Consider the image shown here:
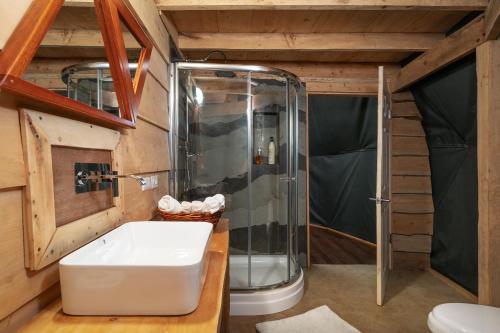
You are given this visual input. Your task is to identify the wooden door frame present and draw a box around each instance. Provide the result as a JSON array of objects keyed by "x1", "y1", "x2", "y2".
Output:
[{"x1": 376, "y1": 66, "x2": 392, "y2": 306}]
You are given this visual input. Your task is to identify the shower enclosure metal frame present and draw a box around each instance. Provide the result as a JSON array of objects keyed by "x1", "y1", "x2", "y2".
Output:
[
  {"x1": 60, "y1": 62, "x2": 138, "y2": 113},
  {"x1": 169, "y1": 62, "x2": 304, "y2": 291}
]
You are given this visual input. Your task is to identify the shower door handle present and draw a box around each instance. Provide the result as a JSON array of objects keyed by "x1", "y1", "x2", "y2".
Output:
[
  {"x1": 369, "y1": 197, "x2": 390, "y2": 204},
  {"x1": 186, "y1": 152, "x2": 200, "y2": 158},
  {"x1": 280, "y1": 177, "x2": 296, "y2": 182}
]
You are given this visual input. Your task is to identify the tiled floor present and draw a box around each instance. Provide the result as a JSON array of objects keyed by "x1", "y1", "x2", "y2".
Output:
[{"x1": 230, "y1": 265, "x2": 471, "y2": 333}]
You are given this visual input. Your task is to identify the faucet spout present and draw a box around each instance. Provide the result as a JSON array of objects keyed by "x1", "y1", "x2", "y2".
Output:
[
  {"x1": 76, "y1": 170, "x2": 146, "y2": 186},
  {"x1": 128, "y1": 175, "x2": 147, "y2": 186}
]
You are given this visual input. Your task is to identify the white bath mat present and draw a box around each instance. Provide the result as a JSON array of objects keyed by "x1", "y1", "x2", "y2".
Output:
[{"x1": 256, "y1": 305, "x2": 361, "y2": 333}]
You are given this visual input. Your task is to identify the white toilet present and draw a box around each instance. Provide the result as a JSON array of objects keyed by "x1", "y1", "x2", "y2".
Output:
[{"x1": 428, "y1": 303, "x2": 500, "y2": 333}]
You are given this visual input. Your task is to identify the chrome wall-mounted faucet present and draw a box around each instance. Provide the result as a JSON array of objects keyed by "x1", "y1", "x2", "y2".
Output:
[
  {"x1": 76, "y1": 170, "x2": 146, "y2": 186},
  {"x1": 74, "y1": 163, "x2": 146, "y2": 197}
]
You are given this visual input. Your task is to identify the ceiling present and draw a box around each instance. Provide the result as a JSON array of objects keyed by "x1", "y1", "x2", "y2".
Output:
[
  {"x1": 166, "y1": 10, "x2": 468, "y2": 33},
  {"x1": 36, "y1": 3, "x2": 484, "y2": 65},
  {"x1": 163, "y1": 9, "x2": 476, "y2": 63}
]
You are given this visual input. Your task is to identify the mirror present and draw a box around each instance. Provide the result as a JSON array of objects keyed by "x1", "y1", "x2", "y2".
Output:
[
  {"x1": 0, "y1": 0, "x2": 152, "y2": 128},
  {"x1": 22, "y1": 3, "x2": 117, "y2": 115}
]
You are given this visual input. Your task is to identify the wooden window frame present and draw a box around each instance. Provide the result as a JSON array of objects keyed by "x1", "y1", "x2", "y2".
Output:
[{"x1": 0, "y1": 0, "x2": 153, "y2": 129}]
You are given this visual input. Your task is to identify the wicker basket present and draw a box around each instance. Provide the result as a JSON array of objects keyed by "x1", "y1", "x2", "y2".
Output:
[{"x1": 157, "y1": 208, "x2": 224, "y2": 226}]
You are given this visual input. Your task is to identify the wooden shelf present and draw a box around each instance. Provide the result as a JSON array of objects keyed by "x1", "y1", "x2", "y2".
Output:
[{"x1": 17, "y1": 219, "x2": 230, "y2": 333}]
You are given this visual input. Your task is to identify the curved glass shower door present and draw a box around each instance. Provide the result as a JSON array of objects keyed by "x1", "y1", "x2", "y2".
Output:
[
  {"x1": 172, "y1": 63, "x2": 302, "y2": 290},
  {"x1": 247, "y1": 75, "x2": 294, "y2": 289}
]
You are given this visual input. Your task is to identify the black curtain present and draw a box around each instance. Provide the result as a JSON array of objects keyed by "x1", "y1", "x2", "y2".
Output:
[
  {"x1": 308, "y1": 95, "x2": 377, "y2": 243},
  {"x1": 411, "y1": 54, "x2": 478, "y2": 294}
]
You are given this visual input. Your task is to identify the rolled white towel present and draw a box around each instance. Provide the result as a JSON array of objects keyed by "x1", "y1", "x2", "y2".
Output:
[
  {"x1": 212, "y1": 194, "x2": 225, "y2": 209},
  {"x1": 180, "y1": 201, "x2": 192, "y2": 213},
  {"x1": 191, "y1": 200, "x2": 204, "y2": 213},
  {"x1": 158, "y1": 195, "x2": 182, "y2": 213},
  {"x1": 203, "y1": 196, "x2": 222, "y2": 214}
]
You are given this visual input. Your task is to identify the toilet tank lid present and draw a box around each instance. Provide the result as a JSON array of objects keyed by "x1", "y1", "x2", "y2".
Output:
[{"x1": 430, "y1": 303, "x2": 500, "y2": 333}]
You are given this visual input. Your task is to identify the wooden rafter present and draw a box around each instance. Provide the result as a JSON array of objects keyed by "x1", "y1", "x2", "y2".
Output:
[
  {"x1": 41, "y1": 29, "x2": 138, "y2": 48},
  {"x1": 63, "y1": 0, "x2": 94, "y2": 6},
  {"x1": 485, "y1": 0, "x2": 500, "y2": 40},
  {"x1": 392, "y1": 15, "x2": 486, "y2": 92},
  {"x1": 227, "y1": 61, "x2": 400, "y2": 79},
  {"x1": 155, "y1": 0, "x2": 488, "y2": 11},
  {"x1": 179, "y1": 32, "x2": 443, "y2": 52},
  {"x1": 160, "y1": 13, "x2": 179, "y2": 46}
]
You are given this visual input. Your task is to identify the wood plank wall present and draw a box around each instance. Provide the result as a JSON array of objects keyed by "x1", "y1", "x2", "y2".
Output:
[
  {"x1": 0, "y1": 1, "x2": 170, "y2": 331},
  {"x1": 0, "y1": 0, "x2": 33, "y2": 50},
  {"x1": 391, "y1": 91, "x2": 433, "y2": 270},
  {"x1": 477, "y1": 40, "x2": 500, "y2": 306}
]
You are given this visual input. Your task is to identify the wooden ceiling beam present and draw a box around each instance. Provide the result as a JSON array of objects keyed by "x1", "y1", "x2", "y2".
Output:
[
  {"x1": 485, "y1": 0, "x2": 500, "y2": 40},
  {"x1": 225, "y1": 61, "x2": 400, "y2": 78},
  {"x1": 178, "y1": 32, "x2": 442, "y2": 52},
  {"x1": 392, "y1": 15, "x2": 486, "y2": 92},
  {"x1": 156, "y1": 0, "x2": 488, "y2": 11},
  {"x1": 63, "y1": 0, "x2": 94, "y2": 7},
  {"x1": 40, "y1": 29, "x2": 139, "y2": 48}
]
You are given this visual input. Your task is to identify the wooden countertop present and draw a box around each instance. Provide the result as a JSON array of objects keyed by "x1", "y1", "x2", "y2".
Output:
[{"x1": 17, "y1": 219, "x2": 229, "y2": 333}]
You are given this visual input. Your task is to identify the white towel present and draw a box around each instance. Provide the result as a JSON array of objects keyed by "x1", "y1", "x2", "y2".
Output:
[
  {"x1": 256, "y1": 305, "x2": 361, "y2": 333},
  {"x1": 203, "y1": 196, "x2": 221, "y2": 214},
  {"x1": 191, "y1": 200, "x2": 204, "y2": 213},
  {"x1": 180, "y1": 201, "x2": 192, "y2": 213},
  {"x1": 158, "y1": 195, "x2": 182, "y2": 213},
  {"x1": 213, "y1": 194, "x2": 225, "y2": 208}
]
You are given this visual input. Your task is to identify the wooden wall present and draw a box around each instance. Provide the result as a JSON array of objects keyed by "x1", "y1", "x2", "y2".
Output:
[
  {"x1": 0, "y1": 0, "x2": 170, "y2": 331},
  {"x1": 230, "y1": 61, "x2": 400, "y2": 95},
  {"x1": 0, "y1": 0, "x2": 32, "y2": 50},
  {"x1": 477, "y1": 40, "x2": 500, "y2": 306},
  {"x1": 390, "y1": 91, "x2": 433, "y2": 270}
]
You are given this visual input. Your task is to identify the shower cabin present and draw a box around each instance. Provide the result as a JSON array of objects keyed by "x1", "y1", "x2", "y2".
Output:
[{"x1": 169, "y1": 62, "x2": 308, "y2": 315}]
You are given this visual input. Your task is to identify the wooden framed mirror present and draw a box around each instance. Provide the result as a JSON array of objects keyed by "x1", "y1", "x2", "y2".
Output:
[{"x1": 0, "y1": 0, "x2": 152, "y2": 129}]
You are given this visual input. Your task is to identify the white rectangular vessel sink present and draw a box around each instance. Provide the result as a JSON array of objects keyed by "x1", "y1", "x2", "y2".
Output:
[{"x1": 60, "y1": 221, "x2": 213, "y2": 316}]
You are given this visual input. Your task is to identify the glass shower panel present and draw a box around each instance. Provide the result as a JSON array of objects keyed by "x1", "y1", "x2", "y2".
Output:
[
  {"x1": 176, "y1": 70, "x2": 191, "y2": 198},
  {"x1": 176, "y1": 69, "x2": 252, "y2": 288},
  {"x1": 288, "y1": 82, "x2": 299, "y2": 280},
  {"x1": 249, "y1": 75, "x2": 290, "y2": 288},
  {"x1": 297, "y1": 85, "x2": 308, "y2": 267}
]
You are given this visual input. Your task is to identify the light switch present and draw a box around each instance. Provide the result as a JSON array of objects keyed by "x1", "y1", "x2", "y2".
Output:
[
  {"x1": 141, "y1": 176, "x2": 151, "y2": 191},
  {"x1": 151, "y1": 175, "x2": 159, "y2": 189}
]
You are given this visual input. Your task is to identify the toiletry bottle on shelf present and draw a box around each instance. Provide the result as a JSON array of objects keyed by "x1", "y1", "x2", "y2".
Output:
[
  {"x1": 256, "y1": 147, "x2": 263, "y2": 165},
  {"x1": 268, "y1": 137, "x2": 276, "y2": 165}
]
